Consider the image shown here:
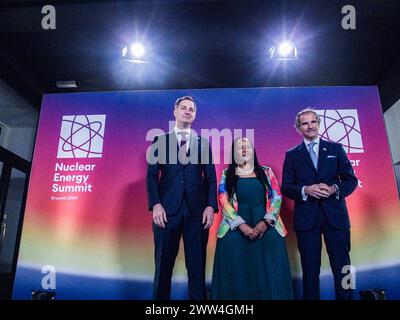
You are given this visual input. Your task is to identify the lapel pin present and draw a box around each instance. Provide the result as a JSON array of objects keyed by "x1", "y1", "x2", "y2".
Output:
[{"x1": 323, "y1": 148, "x2": 327, "y2": 151}]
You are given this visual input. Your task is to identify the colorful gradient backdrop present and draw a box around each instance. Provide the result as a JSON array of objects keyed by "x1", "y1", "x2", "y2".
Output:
[{"x1": 13, "y1": 86, "x2": 400, "y2": 299}]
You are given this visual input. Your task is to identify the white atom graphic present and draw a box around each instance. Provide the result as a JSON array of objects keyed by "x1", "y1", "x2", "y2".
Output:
[
  {"x1": 57, "y1": 114, "x2": 106, "y2": 158},
  {"x1": 315, "y1": 109, "x2": 364, "y2": 153}
]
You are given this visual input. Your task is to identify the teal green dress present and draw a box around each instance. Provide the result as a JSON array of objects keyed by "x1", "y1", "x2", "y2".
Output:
[{"x1": 211, "y1": 177, "x2": 294, "y2": 300}]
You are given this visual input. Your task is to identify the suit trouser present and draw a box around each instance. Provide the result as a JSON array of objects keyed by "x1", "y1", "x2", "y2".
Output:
[
  {"x1": 296, "y1": 209, "x2": 353, "y2": 300},
  {"x1": 153, "y1": 198, "x2": 209, "y2": 300}
]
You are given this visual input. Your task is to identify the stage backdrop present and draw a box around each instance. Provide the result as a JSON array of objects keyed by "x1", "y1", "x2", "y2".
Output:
[{"x1": 13, "y1": 86, "x2": 400, "y2": 299}]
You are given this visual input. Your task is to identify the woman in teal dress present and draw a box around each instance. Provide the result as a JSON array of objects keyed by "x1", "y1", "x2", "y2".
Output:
[{"x1": 211, "y1": 138, "x2": 293, "y2": 300}]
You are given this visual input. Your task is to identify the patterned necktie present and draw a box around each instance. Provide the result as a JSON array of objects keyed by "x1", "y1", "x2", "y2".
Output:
[
  {"x1": 178, "y1": 131, "x2": 189, "y2": 164},
  {"x1": 308, "y1": 141, "x2": 318, "y2": 169},
  {"x1": 179, "y1": 131, "x2": 188, "y2": 149}
]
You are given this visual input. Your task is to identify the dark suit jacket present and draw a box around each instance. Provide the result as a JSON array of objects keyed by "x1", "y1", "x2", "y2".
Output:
[
  {"x1": 146, "y1": 131, "x2": 218, "y2": 217},
  {"x1": 281, "y1": 139, "x2": 358, "y2": 231}
]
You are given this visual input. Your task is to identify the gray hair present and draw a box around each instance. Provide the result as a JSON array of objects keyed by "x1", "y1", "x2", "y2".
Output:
[{"x1": 294, "y1": 108, "x2": 321, "y2": 129}]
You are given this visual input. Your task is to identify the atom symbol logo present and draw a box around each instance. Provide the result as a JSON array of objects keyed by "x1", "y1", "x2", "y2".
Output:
[
  {"x1": 316, "y1": 109, "x2": 364, "y2": 153},
  {"x1": 57, "y1": 115, "x2": 106, "y2": 158}
]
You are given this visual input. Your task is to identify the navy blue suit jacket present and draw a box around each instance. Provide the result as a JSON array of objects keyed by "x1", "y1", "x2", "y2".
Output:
[
  {"x1": 281, "y1": 139, "x2": 358, "y2": 231},
  {"x1": 146, "y1": 131, "x2": 218, "y2": 217}
]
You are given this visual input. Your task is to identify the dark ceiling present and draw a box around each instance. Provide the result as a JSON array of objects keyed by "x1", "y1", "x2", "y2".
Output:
[{"x1": 0, "y1": 0, "x2": 399, "y2": 112}]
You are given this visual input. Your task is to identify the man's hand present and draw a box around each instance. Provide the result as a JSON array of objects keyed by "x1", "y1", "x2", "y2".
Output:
[
  {"x1": 318, "y1": 183, "x2": 336, "y2": 196},
  {"x1": 253, "y1": 221, "x2": 268, "y2": 239},
  {"x1": 152, "y1": 203, "x2": 167, "y2": 228},
  {"x1": 202, "y1": 206, "x2": 214, "y2": 230},
  {"x1": 304, "y1": 184, "x2": 331, "y2": 199},
  {"x1": 238, "y1": 224, "x2": 256, "y2": 240}
]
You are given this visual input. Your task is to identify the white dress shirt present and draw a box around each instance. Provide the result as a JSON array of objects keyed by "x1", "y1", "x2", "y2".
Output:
[
  {"x1": 174, "y1": 126, "x2": 191, "y2": 152},
  {"x1": 304, "y1": 136, "x2": 320, "y2": 157},
  {"x1": 301, "y1": 137, "x2": 320, "y2": 200}
]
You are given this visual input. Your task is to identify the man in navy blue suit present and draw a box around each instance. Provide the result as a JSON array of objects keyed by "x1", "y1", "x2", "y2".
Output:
[
  {"x1": 146, "y1": 96, "x2": 218, "y2": 300},
  {"x1": 281, "y1": 108, "x2": 358, "y2": 300}
]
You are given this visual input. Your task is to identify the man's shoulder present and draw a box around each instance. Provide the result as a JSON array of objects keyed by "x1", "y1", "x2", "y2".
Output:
[
  {"x1": 152, "y1": 132, "x2": 171, "y2": 141},
  {"x1": 320, "y1": 139, "x2": 342, "y2": 149},
  {"x1": 286, "y1": 142, "x2": 303, "y2": 154}
]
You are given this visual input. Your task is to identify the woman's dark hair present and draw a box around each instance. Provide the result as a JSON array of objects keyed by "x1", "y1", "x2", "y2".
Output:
[{"x1": 225, "y1": 139, "x2": 271, "y2": 200}]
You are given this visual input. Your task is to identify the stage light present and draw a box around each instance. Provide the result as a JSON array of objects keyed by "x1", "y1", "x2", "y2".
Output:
[
  {"x1": 122, "y1": 46, "x2": 128, "y2": 57},
  {"x1": 279, "y1": 41, "x2": 294, "y2": 57},
  {"x1": 360, "y1": 289, "x2": 386, "y2": 300},
  {"x1": 56, "y1": 80, "x2": 78, "y2": 88},
  {"x1": 269, "y1": 41, "x2": 297, "y2": 60},
  {"x1": 31, "y1": 290, "x2": 56, "y2": 300},
  {"x1": 121, "y1": 42, "x2": 148, "y2": 64},
  {"x1": 130, "y1": 42, "x2": 145, "y2": 59}
]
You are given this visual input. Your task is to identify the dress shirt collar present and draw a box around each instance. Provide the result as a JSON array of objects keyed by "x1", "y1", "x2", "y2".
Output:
[
  {"x1": 174, "y1": 126, "x2": 191, "y2": 137},
  {"x1": 304, "y1": 136, "x2": 320, "y2": 147}
]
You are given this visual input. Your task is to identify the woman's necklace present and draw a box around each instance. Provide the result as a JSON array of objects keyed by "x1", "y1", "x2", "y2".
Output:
[{"x1": 236, "y1": 164, "x2": 254, "y2": 175}]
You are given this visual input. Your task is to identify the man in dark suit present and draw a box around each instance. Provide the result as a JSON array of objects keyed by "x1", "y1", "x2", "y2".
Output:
[
  {"x1": 281, "y1": 108, "x2": 358, "y2": 300},
  {"x1": 146, "y1": 96, "x2": 218, "y2": 300}
]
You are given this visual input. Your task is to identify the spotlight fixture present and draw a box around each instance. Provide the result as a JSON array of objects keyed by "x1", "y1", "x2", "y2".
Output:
[
  {"x1": 269, "y1": 41, "x2": 297, "y2": 60},
  {"x1": 122, "y1": 42, "x2": 148, "y2": 64},
  {"x1": 56, "y1": 80, "x2": 78, "y2": 88},
  {"x1": 130, "y1": 42, "x2": 145, "y2": 58},
  {"x1": 31, "y1": 290, "x2": 56, "y2": 300}
]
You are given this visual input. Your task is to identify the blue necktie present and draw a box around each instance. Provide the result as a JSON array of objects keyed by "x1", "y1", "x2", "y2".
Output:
[{"x1": 308, "y1": 142, "x2": 318, "y2": 169}]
